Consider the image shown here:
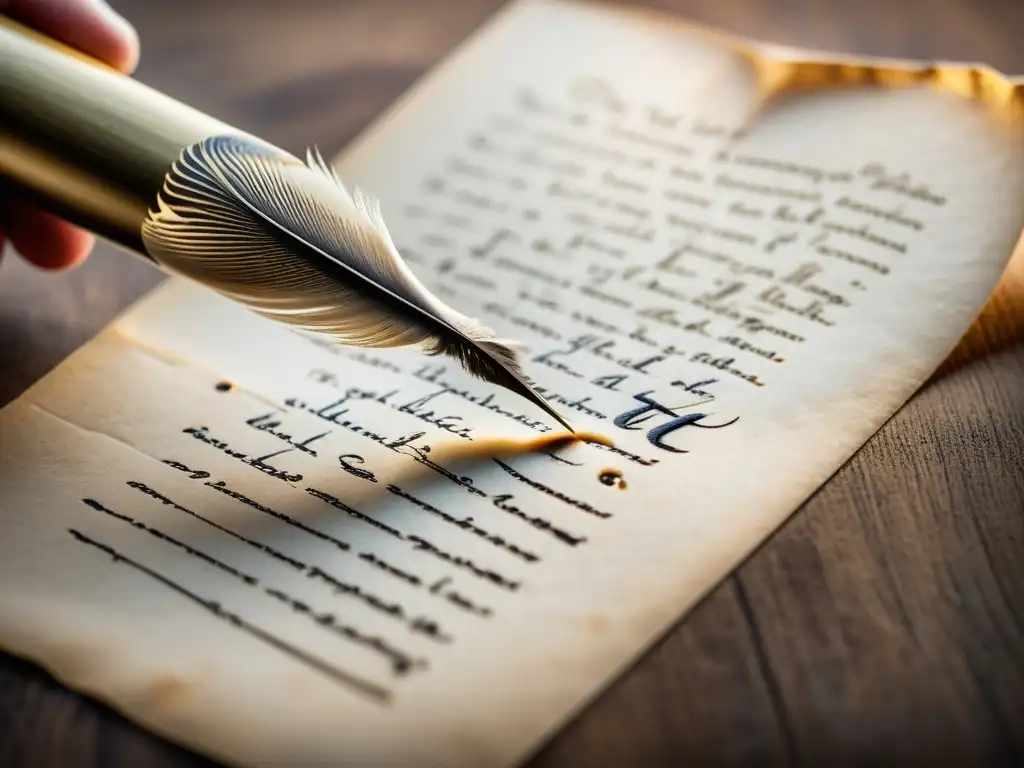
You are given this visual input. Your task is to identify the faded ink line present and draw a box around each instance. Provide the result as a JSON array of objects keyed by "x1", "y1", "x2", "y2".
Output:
[{"x1": 68, "y1": 528, "x2": 393, "y2": 705}]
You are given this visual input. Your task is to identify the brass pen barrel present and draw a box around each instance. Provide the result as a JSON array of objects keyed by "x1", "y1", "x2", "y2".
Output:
[{"x1": 0, "y1": 14, "x2": 249, "y2": 256}]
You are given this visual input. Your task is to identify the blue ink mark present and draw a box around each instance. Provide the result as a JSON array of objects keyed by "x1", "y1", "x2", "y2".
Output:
[{"x1": 613, "y1": 391, "x2": 738, "y2": 453}]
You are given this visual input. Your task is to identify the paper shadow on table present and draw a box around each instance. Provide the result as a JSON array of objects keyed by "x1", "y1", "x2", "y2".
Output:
[{"x1": 932, "y1": 238, "x2": 1024, "y2": 383}]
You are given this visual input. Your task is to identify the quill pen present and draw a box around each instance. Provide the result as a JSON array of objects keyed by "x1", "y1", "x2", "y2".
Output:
[{"x1": 0, "y1": 15, "x2": 572, "y2": 432}]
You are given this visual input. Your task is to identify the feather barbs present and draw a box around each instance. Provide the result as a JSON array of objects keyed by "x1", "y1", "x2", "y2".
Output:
[{"x1": 139, "y1": 133, "x2": 572, "y2": 431}]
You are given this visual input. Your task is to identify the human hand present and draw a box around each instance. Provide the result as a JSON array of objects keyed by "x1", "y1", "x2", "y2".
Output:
[{"x1": 1, "y1": 0, "x2": 139, "y2": 270}]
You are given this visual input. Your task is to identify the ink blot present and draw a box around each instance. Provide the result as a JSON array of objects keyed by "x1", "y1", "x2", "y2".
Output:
[
  {"x1": 215, "y1": 381, "x2": 234, "y2": 393},
  {"x1": 598, "y1": 468, "x2": 626, "y2": 489}
]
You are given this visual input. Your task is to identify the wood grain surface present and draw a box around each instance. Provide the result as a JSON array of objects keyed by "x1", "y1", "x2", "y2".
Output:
[{"x1": 1, "y1": 0, "x2": 1022, "y2": 765}]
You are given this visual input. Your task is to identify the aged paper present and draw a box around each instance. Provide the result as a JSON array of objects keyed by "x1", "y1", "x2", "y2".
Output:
[{"x1": 1, "y1": 0, "x2": 1022, "y2": 765}]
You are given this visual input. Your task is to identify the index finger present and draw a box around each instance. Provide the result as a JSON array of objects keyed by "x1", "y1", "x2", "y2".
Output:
[{"x1": 1, "y1": 0, "x2": 140, "y2": 74}]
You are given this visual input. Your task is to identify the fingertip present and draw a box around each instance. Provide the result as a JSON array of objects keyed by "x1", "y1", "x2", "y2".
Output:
[
  {"x1": 6, "y1": 202, "x2": 94, "y2": 271},
  {"x1": 119, "y1": 26, "x2": 141, "y2": 75},
  {"x1": 94, "y1": 0, "x2": 141, "y2": 74},
  {"x1": 6, "y1": 0, "x2": 141, "y2": 74}
]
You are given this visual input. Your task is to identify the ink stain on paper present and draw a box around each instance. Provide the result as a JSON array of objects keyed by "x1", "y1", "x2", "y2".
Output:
[
  {"x1": 517, "y1": 431, "x2": 614, "y2": 452},
  {"x1": 144, "y1": 672, "x2": 191, "y2": 708},
  {"x1": 429, "y1": 431, "x2": 615, "y2": 463},
  {"x1": 598, "y1": 468, "x2": 626, "y2": 489}
]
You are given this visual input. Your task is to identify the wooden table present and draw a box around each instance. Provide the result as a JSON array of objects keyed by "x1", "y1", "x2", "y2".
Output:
[{"x1": 1, "y1": 0, "x2": 1021, "y2": 764}]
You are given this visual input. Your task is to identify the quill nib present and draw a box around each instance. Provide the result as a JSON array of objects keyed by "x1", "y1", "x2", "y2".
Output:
[{"x1": 140, "y1": 134, "x2": 574, "y2": 433}]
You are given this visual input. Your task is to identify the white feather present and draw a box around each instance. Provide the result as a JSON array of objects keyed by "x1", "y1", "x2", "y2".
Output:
[{"x1": 140, "y1": 134, "x2": 570, "y2": 431}]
